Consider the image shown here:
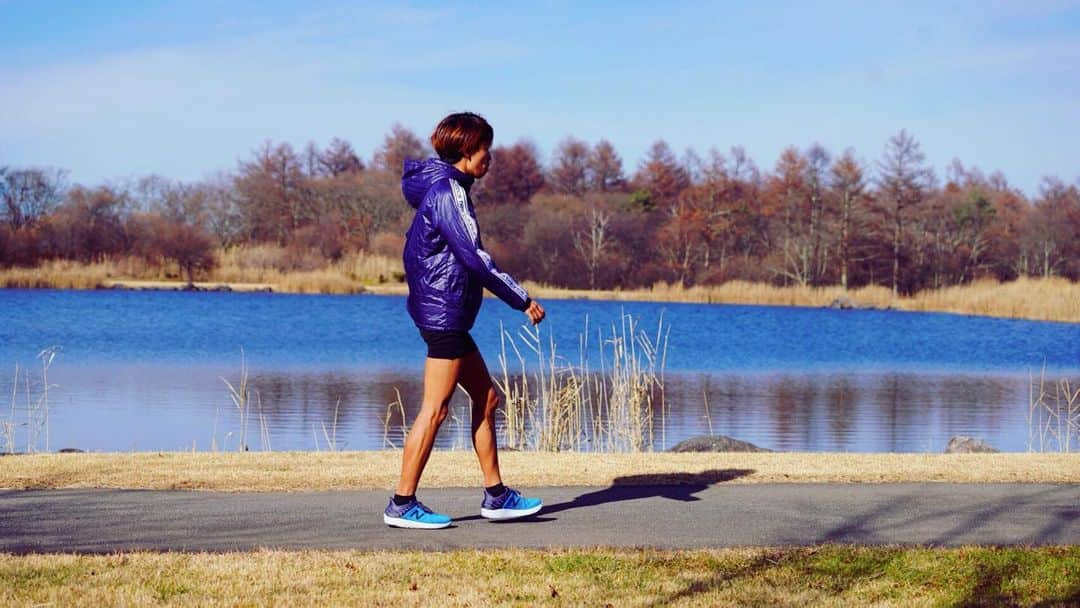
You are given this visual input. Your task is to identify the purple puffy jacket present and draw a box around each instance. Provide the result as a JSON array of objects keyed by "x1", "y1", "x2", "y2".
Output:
[{"x1": 401, "y1": 158, "x2": 530, "y2": 331}]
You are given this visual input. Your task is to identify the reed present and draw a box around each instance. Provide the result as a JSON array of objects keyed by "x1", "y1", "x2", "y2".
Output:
[
  {"x1": 219, "y1": 351, "x2": 251, "y2": 451},
  {"x1": 321, "y1": 399, "x2": 342, "y2": 451},
  {"x1": 2, "y1": 348, "x2": 59, "y2": 454},
  {"x1": 2, "y1": 364, "x2": 17, "y2": 454},
  {"x1": 218, "y1": 349, "x2": 273, "y2": 452},
  {"x1": 381, "y1": 389, "x2": 407, "y2": 449},
  {"x1": 495, "y1": 312, "x2": 668, "y2": 452},
  {"x1": 1028, "y1": 366, "x2": 1080, "y2": 453}
]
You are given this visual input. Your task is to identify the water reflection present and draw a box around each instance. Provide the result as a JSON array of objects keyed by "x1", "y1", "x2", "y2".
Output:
[{"x1": 4, "y1": 363, "x2": 1061, "y2": 453}]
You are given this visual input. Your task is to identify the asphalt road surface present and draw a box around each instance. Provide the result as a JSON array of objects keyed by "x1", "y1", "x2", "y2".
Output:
[{"x1": 3, "y1": 479, "x2": 1078, "y2": 554}]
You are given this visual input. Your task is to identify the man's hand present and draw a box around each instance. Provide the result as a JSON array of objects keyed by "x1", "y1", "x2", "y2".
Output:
[{"x1": 525, "y1": 299, "x2": 546, "y2": 325}]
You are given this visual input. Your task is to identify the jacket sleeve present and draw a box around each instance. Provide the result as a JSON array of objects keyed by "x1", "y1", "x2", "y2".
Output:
[{"x1": 430, "y1": 181, "x2": 531, "y2": 311}]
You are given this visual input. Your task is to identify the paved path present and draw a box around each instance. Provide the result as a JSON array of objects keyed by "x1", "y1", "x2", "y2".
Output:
[{"x1": 3, "y1": 481, "x2": 1078, "y2": 553}]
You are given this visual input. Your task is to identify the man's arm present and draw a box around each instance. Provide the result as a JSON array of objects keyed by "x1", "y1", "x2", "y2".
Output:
[{"x1": 431, "y1": 180, "x2": 530, "y2": 311}]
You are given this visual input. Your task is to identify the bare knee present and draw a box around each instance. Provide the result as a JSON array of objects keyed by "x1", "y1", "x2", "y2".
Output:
[{"x1": 422, "y1": 402, "x2": 451, "y2": 427}]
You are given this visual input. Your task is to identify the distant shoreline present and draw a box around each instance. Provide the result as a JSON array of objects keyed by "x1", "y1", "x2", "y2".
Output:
[{"x1": 2, "y1": 261, "x2": 1077, "y2": 323}]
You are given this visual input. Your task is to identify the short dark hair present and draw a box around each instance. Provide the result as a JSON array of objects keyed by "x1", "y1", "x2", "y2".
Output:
[{"x1": 431, "y1": 112, "x2": 494, "y2": 163}]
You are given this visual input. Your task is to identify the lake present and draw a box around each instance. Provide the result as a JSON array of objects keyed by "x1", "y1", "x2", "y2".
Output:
[{"x1": 2, "y1": 288, "x2": 1078, "y2": 453}]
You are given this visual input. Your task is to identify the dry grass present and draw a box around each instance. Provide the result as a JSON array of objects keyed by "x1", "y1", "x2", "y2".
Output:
[
  {"x1": 496, "y1": 314, "x2": 668, "y2": 452},
  {"x1": 902, "y1": 276, "x2": 1080, "y2": 323},
  {"x1": 0, "y1": 259, "x2": 114, "y2": 290},
  {"x1": 2, "y1": 546, "x2": 1079, "y2": 607},
  {"x1": 0, "y1": 247, "x2": 402, "y2": 295},
  {"x1": 523, "y1": 277, "x2": 1080, "y2": 323},
  {"x1": 523, "y1": 280, "x2": 896, "y2": 309},
  {"x1": 215, "y1": 246, "x2": 402, "y2": 294},
  {"x1": 2, "y1": 452, "x2": 1078, "y2": 491}
]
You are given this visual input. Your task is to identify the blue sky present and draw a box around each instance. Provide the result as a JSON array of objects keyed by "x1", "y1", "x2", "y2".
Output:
[{"x1": 2, "y1": 0, "x2": 1079, "y2": 196}]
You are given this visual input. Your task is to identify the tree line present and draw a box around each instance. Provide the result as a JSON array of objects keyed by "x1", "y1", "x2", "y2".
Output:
[{"x1": 2, "y1": 124, "x2": 1078, "y2": 292}]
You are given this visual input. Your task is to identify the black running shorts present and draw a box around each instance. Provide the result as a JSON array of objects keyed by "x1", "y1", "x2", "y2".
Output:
[{"x1": 418, "y1": 328, "x2": 479, "y2": 360}]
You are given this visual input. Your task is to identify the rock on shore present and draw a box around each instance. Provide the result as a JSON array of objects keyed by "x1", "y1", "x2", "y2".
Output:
[
  {"x1": 945, "y1": 436, "x2": 1000, "y2": 453},
  {"x1": 826, "y1": 296, "x2": 891, "y2": 311},
  {"x1": 668, "y1": 435, "x2": 773, "y2": 453}
]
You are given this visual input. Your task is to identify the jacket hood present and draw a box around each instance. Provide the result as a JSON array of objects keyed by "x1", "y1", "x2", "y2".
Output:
[{"x1": 401, "y1": 158, "x2": 474, "y2": 209}]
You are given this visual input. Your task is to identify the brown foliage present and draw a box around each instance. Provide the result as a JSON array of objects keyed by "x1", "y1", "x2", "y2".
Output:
[
  {"x1": 235, "y1": 141, "x2": 311, "y2": 242},
  {"x1": 40, "y1": 186, "x2": 128, "y2": 262},
  {"x1": 588, "y1": 140, "x2": 626, "y2": 192},
  {"x1": 316, "y1": 138, "x2": 365, "y2": 177},
  {"x1": 372, "y1": 124, "x2": 429, "y2": 173},
  {"x1": 549, "y1": 137, "x2": 590, "y2": 196},
  {"x1": 633, "y1": 140, "x2": 691, "y2": 209},
  {"x1": 475, "y1": 140, "x2": 546, "y2": 205},
  {"x1": 5, "y1": 128, "x2": 1079, "y2": 296}
]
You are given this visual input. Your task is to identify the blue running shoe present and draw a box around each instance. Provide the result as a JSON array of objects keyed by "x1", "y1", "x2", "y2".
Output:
[
  {"x1": 383, "y1": 498, "x2": 452, "y2": 529},
  {"x1": 480, "y1": 487, "x2": 542, "y2": 520}
]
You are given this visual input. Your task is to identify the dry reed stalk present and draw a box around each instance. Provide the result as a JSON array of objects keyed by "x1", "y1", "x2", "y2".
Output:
[
  {"x1": 3, "y1": 363, "x2": 17, "y2": 454},
  {"x1": 381, "y1": 389, "x2": 407, "y2": 449},
  {"x1": 256, "y1": 391, "x2": 272, "y2": 452},
  {"x1": 1028, "y1": 365, "x2": 1080, "y2": 453},
  {"x1": 321, "y1": 398, "x2": 342, "y2": 451},
  {"x1": 495, "y1": 312, "x2": 668, "y2": 453},
  {"x1": 496, "y1": 323, "x2": 530, "y2": 450},
  {"x1": 220, "y1": 350, "x2": 251, "y2": 452}
]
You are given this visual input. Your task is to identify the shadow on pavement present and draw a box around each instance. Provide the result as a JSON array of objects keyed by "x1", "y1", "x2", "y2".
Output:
[
  {"x1": 543, "y1": 468, "x2": 756, "y2": 516},
  {"x1": 455, "y1": 468, "x2": 754, "y2": 523}
]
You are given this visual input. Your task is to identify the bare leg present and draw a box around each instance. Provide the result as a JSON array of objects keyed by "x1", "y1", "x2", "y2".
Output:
[
  {"x1": 395, "y1": 357, "x2": 461, "y2": 497},
  {"x1": 457, "y1": 350, "x2": 503, "y2": 488}
]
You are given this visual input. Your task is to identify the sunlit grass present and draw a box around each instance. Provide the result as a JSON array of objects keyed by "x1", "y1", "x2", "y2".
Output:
[
  {"x1": 902, "y1": 276, "x2": 1080, "y2": 323},
  {"x1": 2, "y1": 546, "x2": 1078, "y2": 607}
]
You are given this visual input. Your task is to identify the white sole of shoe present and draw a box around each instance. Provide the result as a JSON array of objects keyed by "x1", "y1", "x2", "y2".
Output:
[
  {"x1": 383, "y1": 514, "x2": 451, "y2": 529},
  {"x1": 480, "y1": 503, "x2": 543, "y2": 520}
]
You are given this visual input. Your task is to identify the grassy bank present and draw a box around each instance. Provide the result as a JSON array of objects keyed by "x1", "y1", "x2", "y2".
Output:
[
  {"x1": 3, "y1": 452, "x2": 1079, "y2": 491},
  {"x1": 529, "y1": 276, "x2": 1080, "y2": 324},
  {"x1": 0, "y1": 247, "x2": 401, "y2": 295},
  {"x1": 2, "y1": 250, "x2": 1077, "y2": 322},
  {"x1": 3, "y1": 546, "x2": 1078, "y2": 606}
]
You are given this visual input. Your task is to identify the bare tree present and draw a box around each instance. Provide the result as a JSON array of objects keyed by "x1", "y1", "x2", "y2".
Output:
[
  {"x1": 587, "y1": 140, "x2": 625, "y2": 192},
  {"x1": 877, "y1": 130, "x2": 934, "y2": 296},
  {"x1": 803, "y1": 143, "x2": 832, "y2": 284},
  {"x1": 235, "y1": 141, "x2": 310, "y2": 242},
  {"x1": 319, "y1": 137, "x2": 364, "y2": 177},
  {"x1": 372, "y1": 124, "x2": 429, "y2": 173},
  {"x1": 829, "y1": 150, "x2": 869, "y2": 289},
  {"x1": 571, "y1": 196, "x2": 613, "y2": 288},
  {"x1": 1024, "y1": 177, "x2": 1080, "y2": 279},
  {"x1": 1, "y1": 167, "x2": 68, "y2": 230}
]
